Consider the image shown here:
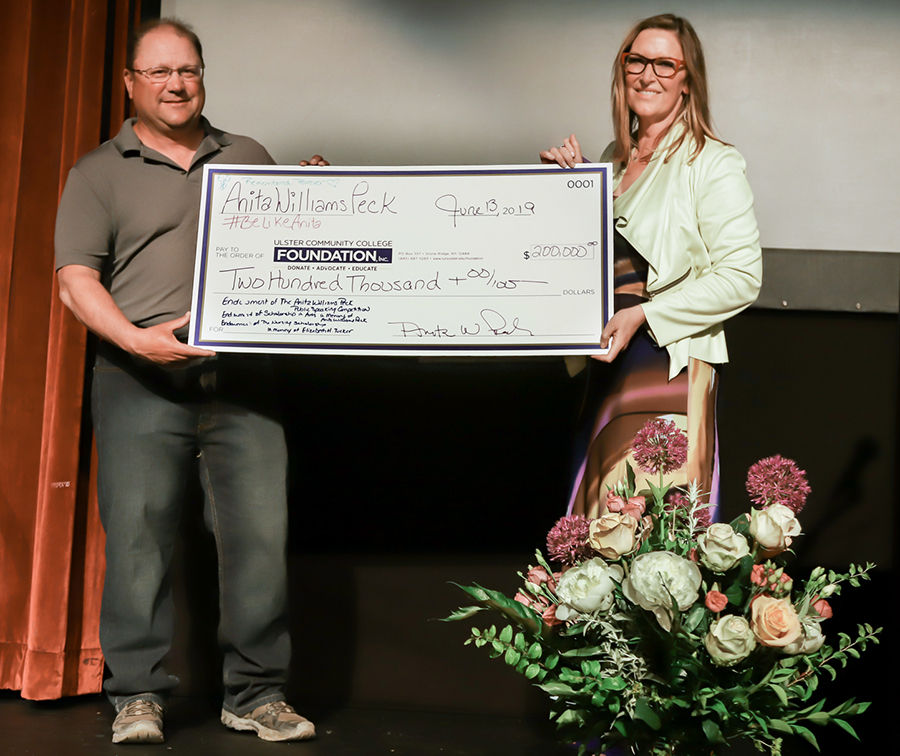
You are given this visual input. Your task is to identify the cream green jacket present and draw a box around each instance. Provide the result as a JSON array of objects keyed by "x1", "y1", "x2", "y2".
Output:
[{"x1": 602, "y1": 123, "x2": 762, "y2": 379}]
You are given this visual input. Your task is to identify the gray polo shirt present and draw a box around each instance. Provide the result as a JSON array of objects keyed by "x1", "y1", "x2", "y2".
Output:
[{"x1": 55, "y1": 117, "x2": 274, "y2": 333}]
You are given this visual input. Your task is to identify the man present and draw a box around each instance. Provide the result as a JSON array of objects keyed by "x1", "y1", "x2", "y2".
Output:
[{"x1": 55, "y1": 18, "x2": 326, "y2": 744}]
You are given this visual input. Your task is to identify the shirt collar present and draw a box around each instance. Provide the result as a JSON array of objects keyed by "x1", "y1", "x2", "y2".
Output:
[{"x1": 111, "y1": 117, "x2": 232, "y2": 164}]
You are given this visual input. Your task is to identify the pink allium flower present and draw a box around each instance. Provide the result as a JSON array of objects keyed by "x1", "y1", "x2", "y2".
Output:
[
  {"x1": 631, "y1": 419, "x2": 688, "y2": 475},
  {"x1": 746, "y1": 455, "x2": 811, "y2": 512},
  {"x1": 546, "y1": 515, "x2": 593, "y2": 567}
]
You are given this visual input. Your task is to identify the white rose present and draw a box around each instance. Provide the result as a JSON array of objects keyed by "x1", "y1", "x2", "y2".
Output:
[
  {"x1": 704, "y1": 615, "x2": 757, "y2": 666},
  {"x1": 697, "y1": 523, "x2": 750, "y2": 573},
  {"x1": 621, "y1": 552, "x2": 702, "y2": 631},
  {"x1": 749, "y1": 504, "x2": 802, "y2": 555},
  {"x1": 554, "y1": 557, "x2": 624, "y2": 621},
  {"x1": 783, "y1": 619, "x2": 826, "y2": 655}
]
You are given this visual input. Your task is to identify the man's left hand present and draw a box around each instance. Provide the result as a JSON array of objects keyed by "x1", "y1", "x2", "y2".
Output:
[{"x1": 299, "y1": 155, "x2": 330, "y2": 166}]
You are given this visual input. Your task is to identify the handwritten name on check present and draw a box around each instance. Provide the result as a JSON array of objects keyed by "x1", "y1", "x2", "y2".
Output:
[{"x1": 190, "y1": 165, "x2": 613, "y2": 356}]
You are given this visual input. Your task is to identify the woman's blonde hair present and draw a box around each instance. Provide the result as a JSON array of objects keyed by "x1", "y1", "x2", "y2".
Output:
[{"x1": 611, "y1": 14, "x2": 719, "y2": 165}]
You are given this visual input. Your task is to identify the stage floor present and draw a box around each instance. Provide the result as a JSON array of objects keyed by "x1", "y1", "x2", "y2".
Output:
[{"x1": 0, "y1": 693, "x2": 567, "y2": 755}]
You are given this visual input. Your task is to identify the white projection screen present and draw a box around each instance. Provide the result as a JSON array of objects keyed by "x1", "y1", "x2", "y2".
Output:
[{"x1": 161, "y1": 0, "x2": 899, "y2": 254}]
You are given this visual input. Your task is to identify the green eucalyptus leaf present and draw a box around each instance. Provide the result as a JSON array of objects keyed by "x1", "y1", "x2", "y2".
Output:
[
  {"x1": 832, "y1": 719, "x2": 860, "y2": 740},
  {"x1": 538, "y1": 681, "x2": 578, "y2": 696},
  {"x1": 556, "y1": 709, "x2": 580, "y2": 725},
  {"x1": 791, "y1": 725, "x2": 820, "y2": 751},
  {"x1": 451, "y1": 583, "x2": 493, "y2": 603},
  {"x1": 525, "y1": 664, "x2": 541, "y2": 680},
  {"x1": 626, "y1": 462, "x2": 636, "y2": 493},
  {"x1": 769, "y1": 684, "x2": 789, "y2": 706},
  {"x1": 504, "y1": 647, "x2": 521, "y2": 666},
  {"x1": 683, "y1": 604, "x2": 707, "y2": 633},
  {"x1": 634, "y1": 699, "x2": 662, "y2": 731},
  {"x1": 442, "y1": 606, "x2": 487, "y2": 622},
  {"x1": 702, "y1": 719, "x2": 726, "y2": 745},
  {"x1": 499, "y1": 625, "x2": 513, "y2": 643},
  {"x1": 560, "y1": 646, "x2": 604, "y2": 657},
  {"x1": 768, "y1": 720, "x2": 793, "y2": 734}
]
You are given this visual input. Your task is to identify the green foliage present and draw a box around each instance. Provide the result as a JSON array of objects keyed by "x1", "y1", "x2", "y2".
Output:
[{"x1": 444, "y1": 459, "x2": 880, "y2": 756}]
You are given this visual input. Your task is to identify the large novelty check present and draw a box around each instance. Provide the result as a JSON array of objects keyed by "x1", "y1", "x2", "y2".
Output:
[{"x1": 189, "y1": 165, "x2": 613, "y2": 356}]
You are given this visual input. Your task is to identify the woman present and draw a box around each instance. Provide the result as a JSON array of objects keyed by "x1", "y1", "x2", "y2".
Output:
[{"x1": 541, "y1": 14, "x2": 762, "y2": 518}]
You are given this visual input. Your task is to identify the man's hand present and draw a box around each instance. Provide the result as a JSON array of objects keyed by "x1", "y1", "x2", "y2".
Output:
[
  {"x1": 540, "y1": 134, "x2": 582, "y2": 168},
  {"x1": 299, "y1": 155, "x2": 330, "y2": 166},
  {"x1": 57, "y1": 265, "x2": 215, "y2": 364},
  {"x1": 124, "y1": 312, "x2": 216, "y2": 364},
  {"x1": 592, "y1": 305, "x2": 647, "y2": 363}
]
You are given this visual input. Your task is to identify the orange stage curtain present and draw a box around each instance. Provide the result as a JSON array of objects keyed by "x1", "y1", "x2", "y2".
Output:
[{"x1": 0, "y1": 0, "x2": 138, "y2": 700}]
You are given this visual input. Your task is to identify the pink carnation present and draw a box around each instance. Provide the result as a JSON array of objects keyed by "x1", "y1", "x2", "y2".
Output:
[
  {"x1": 746, "y1": 455, "x2": 811, "y2": 512},
  {"x1": 546, "y1": 515, "x2": 593, "y2": 567},
  {"x1": 631, "y1": 419, "x2": 688, "y2": 475}
]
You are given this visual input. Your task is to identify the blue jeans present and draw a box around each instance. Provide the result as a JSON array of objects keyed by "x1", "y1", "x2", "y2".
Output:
[{"x1": 92, "y1": 345, "x2": 290, "y2": 715}]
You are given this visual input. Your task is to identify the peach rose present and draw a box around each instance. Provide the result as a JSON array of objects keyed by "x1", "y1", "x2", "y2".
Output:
[
  {"x1": 588, "y1": 512, "x2": 640, "y2": 559},
  {"x1": 750, "y1": 596, "x2": 802, "y2": 647}
]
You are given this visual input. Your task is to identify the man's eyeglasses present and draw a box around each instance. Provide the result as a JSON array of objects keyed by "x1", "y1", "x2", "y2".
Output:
[
  {"x1": 131, "y1": 66, "x2": 204, "y2": 83},
  {"x1": 621, "y1": 53, "x2": 685, "y2": 79}
]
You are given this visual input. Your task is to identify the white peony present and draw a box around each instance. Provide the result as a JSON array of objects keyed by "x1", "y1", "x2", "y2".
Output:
[
  {"x1": 622, "y1": 552, "x2": 702, "y2": 631},
  {"x1": 554, "y1": 557, "x2": 624, "y2": 621}
]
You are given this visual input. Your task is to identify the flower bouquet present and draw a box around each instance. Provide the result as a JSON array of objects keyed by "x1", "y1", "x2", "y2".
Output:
[{"x1": 445, "y1": 419, "x2": 880, "y2": 756}]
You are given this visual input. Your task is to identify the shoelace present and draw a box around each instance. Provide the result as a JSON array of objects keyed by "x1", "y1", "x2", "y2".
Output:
[
  {"x1": 121, "y1": 700, "x2": 161, "y2": 717},
  {"x1": 264, "y1": 701, "x2": 294, "y2": 716}
]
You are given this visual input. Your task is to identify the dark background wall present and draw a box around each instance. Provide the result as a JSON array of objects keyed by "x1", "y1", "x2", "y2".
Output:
[{"x1": 168, "y1": 305, "x2": 895, "y2": 756}]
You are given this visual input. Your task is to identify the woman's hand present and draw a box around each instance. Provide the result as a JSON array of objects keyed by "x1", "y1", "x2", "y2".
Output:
[
  {"x1": 299, "y1": 155, "x2": 330, "y2": 166},
  {"x1": 540, "y1": 134, "x2": 582, "y2": 168},
  {"x1": 592, "y1": 305, "x2": 647, "y2": 362}
]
